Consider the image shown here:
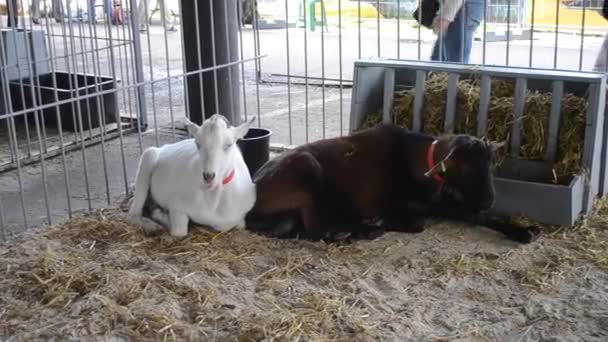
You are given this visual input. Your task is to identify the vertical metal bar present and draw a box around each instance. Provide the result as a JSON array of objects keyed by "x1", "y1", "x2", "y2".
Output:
[
  {"x1": 482, "y1": 0, "x2": 487, "y2": 64},
  {"x1": 383, "y1": 69, "x2": 395, "y2": 124},
  {"x1": 506, "y1": 0, "x2": 512, "y2": 66},
  {"x1": 578, "y1": 0, "x2": 587, "y2": 71},
  {"x1": 65, "y1": 5, "x2": 93, "y2": 212},
  {"x1": 461, "y1": 0, "x2": 465, "y2": 63},
  {"x1": 581, "y1": 81, "x2": 606, "y2": 214},
  {"x1": 87, "y1": 1, "x2": 112, "y2": 205},
  {"x1": 0, "y1": 17, "x2": 28, "y2": 230},
  {"x1": 553, "y1": 0, "x2": 560, "y2": 69},
  {"x1": 103, "y1": 0, "x2": 130, "y2": 196},
  {"x1": 0, "y1": 190, "x2": 5, "y2": 240},
  {"x1": 142, "y1": 0, "x2": 160, "y2": 146},
  {"x1": 17, "y1": 8, "x2": 52, "y2": 224},
  {"x1": 528, "y1": 0, "x2": 535, "y2": 67},
  {"x1": 477, "y1": 75, "x2": 491, "y2": 137},
  {"x1": 339, "y1": 0, "x2": 343, "y2": 136},
  {"x1": 417, "y1": 0, "x2": 421, "y2": 60},
  {"x1": 237, "y1": 0, "x2": 248, "y2": 122},
  {"x1": 222, "y1": 0, "x2": 236, "y2": 119},
  {"x1": 177, "y1": 0, "x2": 192, "y2": 122},
  {"x1": 40, "y1": 0, "x2": 73, "y2": 218},
  {"x1": 118, "y1": 0, "x2": 136, "y2": 132},
  {"x1": 545, "y1": 81, "x2": 564, "y2": 161},
  {"x1": 321, "y1": 0, "x2": 326, "y2": 139},
  {"x1": 397, "y1": 0, "x2": 400, "y2": 59},
  {"x1": 444, "y1": 73, "x2": 459, "y2": 133},
  {"x1": 159, "y1": 0, "x2": 176, "y2": 140},
  {"x1": 193, "y1": 0, "x2": 207, "y2": 119},
  {"x1": 358, "y1": 0, "x2": 361, "y2": 59},
  {"x1": 303, "y1": 0, "x2": 309, "y2": 142},
  {"x1": 130, "y1": 0, "x2": 149, "y2": 150},
  {"x1": 510, "y1": 78, "x2": 527, "y2": 157},
  {"x1": 376, "y1": 0, "x2": 380, "y2": 58},
  {"x1": 412, "y1": 70, "x2": 426, "y2": 132},
  {"x1": 208, "y1": 0, "x2": 220, "y2": 113},
  {"x1": 285, "y1": 0, "x2": 292, "y2": 143},
  {"x1": 252, "y1": 0, "x2": 262, "y2": 127}
]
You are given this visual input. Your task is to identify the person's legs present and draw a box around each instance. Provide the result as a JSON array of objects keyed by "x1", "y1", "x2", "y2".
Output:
[
  {"x1": 6, "y1": 0, "x2": 18, "y2": 27},
  {"x1": 31, "y1": 0, "x2": 41, "y2": 23},
  {"x1": 430, "y1": 0, "x2": 483, "y2": 63},
  {"x1": 52, "y1": 0, "x2": 63, "y2": 22},
  {"x1": 138, "y1": 0, "x2": 150, "y2": 31},
  {"x1": 87, "y1": 0, "x2": 96, "y2": 23},
  {"x1": 158, "y1": 0, "x2": 175, "y2": 31},
  {"x1": 593, "y1": 33, "x2": 608, "y2": 73}
]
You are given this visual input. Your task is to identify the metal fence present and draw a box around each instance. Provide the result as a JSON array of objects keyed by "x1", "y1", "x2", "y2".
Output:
[{"x1": 0, "y1": 0, "x2": 607, "y2": 241}]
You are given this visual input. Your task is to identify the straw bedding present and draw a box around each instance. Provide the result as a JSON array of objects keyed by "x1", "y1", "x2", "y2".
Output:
[
  {"x1": 360, "y1": 73, "x2": 589, "y2": 185},
  {"x1": 1, "y1": 194, "x2": 608, "y2": 341}
]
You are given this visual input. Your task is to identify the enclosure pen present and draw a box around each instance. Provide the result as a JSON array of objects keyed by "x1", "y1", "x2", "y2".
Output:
[{"x1": 1, "y1": 0, "x2": 608, "y2": 340}]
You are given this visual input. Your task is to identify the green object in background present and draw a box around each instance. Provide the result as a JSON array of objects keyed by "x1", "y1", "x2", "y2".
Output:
[{"x1": 297, "y1": 0, "x2": 328, "y2": 32}]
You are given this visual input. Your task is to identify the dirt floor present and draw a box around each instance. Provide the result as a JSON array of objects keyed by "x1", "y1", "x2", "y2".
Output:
[{"x1": 1, "y1": 192, "x2": 607, "y2": 342}]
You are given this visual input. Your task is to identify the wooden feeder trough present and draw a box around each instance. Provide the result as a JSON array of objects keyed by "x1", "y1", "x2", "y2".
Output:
[{"x1": 349, "y1": 59, "x2": 607, "y2": 226}]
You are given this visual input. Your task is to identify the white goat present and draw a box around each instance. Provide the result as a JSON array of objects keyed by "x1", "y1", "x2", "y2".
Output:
[{"x1": 128, "y1": 114, "x2": 257, "y2": 237}]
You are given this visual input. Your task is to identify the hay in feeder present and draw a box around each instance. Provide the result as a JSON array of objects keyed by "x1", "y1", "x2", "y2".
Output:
[
  {"x1": 1, "y1": 197, "x2": 608, "y2": 341},
  {"x1": 359, "y1": 72, "x2": 589, "y2": 184}
]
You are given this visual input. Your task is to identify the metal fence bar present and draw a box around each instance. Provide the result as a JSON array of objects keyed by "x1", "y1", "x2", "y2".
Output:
[
  {"x1": 477, "y1": 75, "x2": 491, "y2": 136},
  {"x1": 321, "y1": 0, "x2": 326, "y2": 139},
  {"x1": 529, "y1": 0, "x2": 536, "y2": 68},
  {"x1": 237, "y1": 1, "x2": 249, "y2": 122},
  {"x1": 39, "y1": 0, "x2": 73, "y2": 219},
  {"x1": 251, "y1": 0, "x2": 262, "y2": 127},
  {"x1": 103, "y1": 3, "x2": 130, "y2": 197},
  {"x1": 303, "y1": 0, "x2": 309, "y2": 142},
  {"x1": 285, "y1": 0, "x2": 292, "y2": 143},
  {"x1": 222, "y1": 0, "x2": 236, "y2": 119},
  {"x1": 444, "y1": 73, "x2": 459, "y2": 133},
  {"x1": 0, "y1": 16, "x2": 29, "y2": 231},
  {"x1": 412, "y1": 70, "x2": 426, "y2": 132},
  {"x1": 553, "y1": 0, "x2": 560, "y2": 69},
  {"x1": 578, "y1": 0, "x2": 588, "y2": 71},
  {"x1": 545, "y1": 80, "x2": 564, "y2": 161},
  {"x1": 160, "y1": 0, "x2": 176, "y2": 140},
  {"x1": 510, "y1": 77, "x2": 527, "y2": 157},
  {"x1": 1, "y1": 55, "x2": 267, "y2": 121},
  {"x1": 339, "y1": 0, "x2": 343, "y2": 136},
  {"x1": 208, "y1": 0, "x2": 221, "y2": 113},
  {"x1": 142, "y1": 0, "x2": 161, "y2": 147}
]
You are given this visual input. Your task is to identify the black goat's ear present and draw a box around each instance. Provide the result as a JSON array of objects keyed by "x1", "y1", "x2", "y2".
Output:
[
  {"x1": 490, "y1": 140, "x2": 507, "y2": 152},
  {"x1": 424, "y1": 147, "x2": 456, "y2": 178}
]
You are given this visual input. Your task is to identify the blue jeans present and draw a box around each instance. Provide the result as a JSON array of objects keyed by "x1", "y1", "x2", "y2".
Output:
[{"x1": 431, "y1": 0, "x2": 484, "y2": 63}]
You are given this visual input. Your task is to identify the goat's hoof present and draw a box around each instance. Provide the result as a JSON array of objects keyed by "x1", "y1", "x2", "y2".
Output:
[
  {"x1": 325, "y1": 231, "x2": 352, "y2": 243},
  {"x1": 509, "y1": 226, "x2": 542, "y2": 244},
  {"x1": 362, "y1": 228, "x2": 386, "y2": 240},
  {"x1": 270, "y1": 217, "x2": 298, "y2": 237}
]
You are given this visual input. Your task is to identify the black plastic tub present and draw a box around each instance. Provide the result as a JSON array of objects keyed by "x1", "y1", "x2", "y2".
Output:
[
  {"x1": 9, "y1": 71, "x2": 119, "y2": 132},
  {"x1": 237, "y1": 127, "x2": 272, "y2": 177}
]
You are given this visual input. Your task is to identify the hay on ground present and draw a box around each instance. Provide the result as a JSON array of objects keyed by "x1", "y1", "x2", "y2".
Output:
[{"x1": 1, "y1": 196, "x2": 608, "y2": 341}]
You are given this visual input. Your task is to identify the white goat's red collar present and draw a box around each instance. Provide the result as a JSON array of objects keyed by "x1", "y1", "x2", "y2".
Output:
[
  {"x1": 426, "y1": 140, "x2": 446, "y2": 184},
  {"x1": 222, "y1": 169, "x2": 236, "y2": 185}
]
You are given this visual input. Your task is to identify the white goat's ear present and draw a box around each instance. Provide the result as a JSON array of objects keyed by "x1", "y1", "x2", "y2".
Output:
[
  {"x1": 232, "y1": 116, "x2": 256, "y2": 140},
  {"x1": 183, "y1": 118, "x2": 200, "y2": 137}
]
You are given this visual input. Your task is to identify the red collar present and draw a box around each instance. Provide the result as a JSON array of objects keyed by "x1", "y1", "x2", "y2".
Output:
[
  {"x1": 426, "y1": 140, "x2": 446, "y2": 184},
  {"x1": 222, "y1": 169, "x2": 236, "y2": 185}
]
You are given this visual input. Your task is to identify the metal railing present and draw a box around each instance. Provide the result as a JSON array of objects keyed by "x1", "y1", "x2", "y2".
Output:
[{"x1": 0, "y1": 0, "x2": 607, "y2": 241}]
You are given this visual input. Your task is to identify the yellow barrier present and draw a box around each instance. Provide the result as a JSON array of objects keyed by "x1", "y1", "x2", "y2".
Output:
[{"x1": 527, "y1": 0, "x2": 607, "y2": 28}]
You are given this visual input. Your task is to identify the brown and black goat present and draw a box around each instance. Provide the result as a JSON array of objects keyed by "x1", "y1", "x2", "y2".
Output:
[{"x1": 245, "y1": 124, "x2": 541, "y2": 244}]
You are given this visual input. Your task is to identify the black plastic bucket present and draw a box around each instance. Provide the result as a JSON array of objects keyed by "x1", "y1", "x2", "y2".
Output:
[{"x1": 237, "y1": 127, "x2": 272, "y2": 177}]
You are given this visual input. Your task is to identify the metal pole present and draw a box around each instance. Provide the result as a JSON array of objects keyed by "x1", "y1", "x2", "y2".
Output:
[
  {"x1": 129, "y1": 0, "x2": 148, "y2": 131},
  {"x1": 181, "y1": 0, "x2": 242, "y2": 125}
]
